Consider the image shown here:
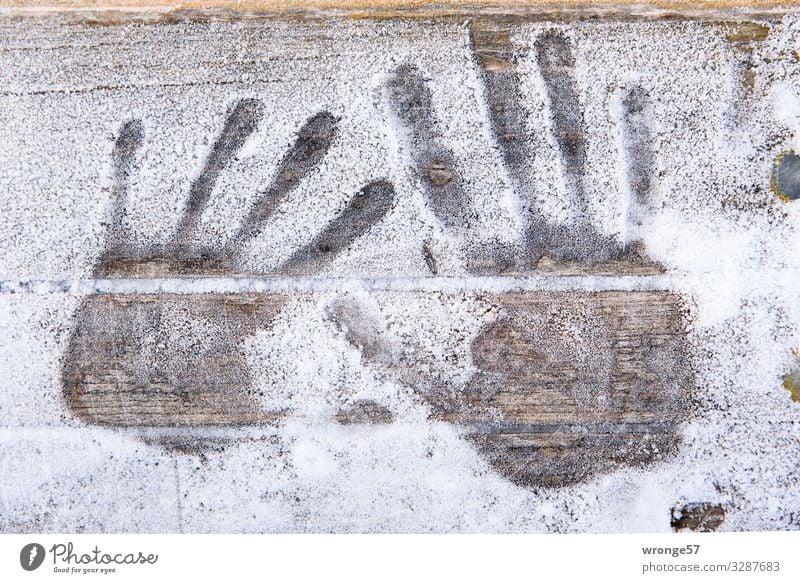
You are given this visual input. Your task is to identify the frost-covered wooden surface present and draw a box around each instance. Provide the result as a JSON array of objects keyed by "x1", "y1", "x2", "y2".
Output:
[
  {"x1": 1, "y1": 10, "x2": 800, "y2": 533},
  {"x1": 63, "y1": 291, "x2": 690, "y2": 488}
]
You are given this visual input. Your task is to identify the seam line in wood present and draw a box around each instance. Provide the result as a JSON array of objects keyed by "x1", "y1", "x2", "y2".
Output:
[{"x1": 0, "y1": 274, "x2": 690, "y2": 295}]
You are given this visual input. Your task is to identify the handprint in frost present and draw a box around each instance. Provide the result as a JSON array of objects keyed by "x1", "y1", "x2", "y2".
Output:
[
  {"x1": 97, "y1": 100, "x2": 394, "y2": 277},
  {"x1": 63, "y1": 99, "x2": 396, "y2": 427},
  {"x1": 63, "y1": 33, "x2": 690, "y2": 489}
]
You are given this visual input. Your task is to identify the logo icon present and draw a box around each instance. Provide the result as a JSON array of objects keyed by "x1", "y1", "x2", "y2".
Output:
[{"x1": 20, "y1": 543, "x2": 45, "y2": 571}]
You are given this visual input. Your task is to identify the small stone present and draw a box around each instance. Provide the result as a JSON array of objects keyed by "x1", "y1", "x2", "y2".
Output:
[{"x1": 772, "y1": 151, "x2": 800, "y2": 201}]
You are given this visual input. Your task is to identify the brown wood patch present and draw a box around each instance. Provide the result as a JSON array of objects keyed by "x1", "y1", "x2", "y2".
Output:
[
  {"x1": 671, "y1": 502, "x2": 726, "y2": 532},
  {"x1": 62, "y1": 293, "x2": 287, "y2": 426},
  {"x1": 456, "y1": 291, "x2": 691, "y2": 488},
  {"x1": 62, "y1": 290, "x2": 691, "y2": 488}
]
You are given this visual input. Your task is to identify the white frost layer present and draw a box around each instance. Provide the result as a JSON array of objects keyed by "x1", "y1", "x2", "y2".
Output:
[
  {"x1": 0, "y1": 15, "x2": 799, "y2": 533},
  {"x1": 0, "y1": 274, "x2": 679, "y2": 294}
]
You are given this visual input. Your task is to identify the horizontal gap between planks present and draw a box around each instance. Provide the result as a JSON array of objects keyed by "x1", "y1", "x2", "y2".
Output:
[
  {"x1": 0, "y1": 274, "x2": 685, "y2": 295},
  {"x1": 0, "y1": 421, "x2": 677, "y2": 442}
]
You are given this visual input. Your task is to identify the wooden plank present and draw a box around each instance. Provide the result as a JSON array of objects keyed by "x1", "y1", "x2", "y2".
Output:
[
  {"x1": 469, "y1": 18, "x2": 663, "y2": 275},
  {"x1": 29, "y1": 10, "x2": 703, "y2": 488},
  {"x1": 63, "y1": 290, "x2": 691, "y2": 487},
  {"x1": 62, "y1": 293, "x2": 288, "y2": 426},
  {"x1": 2, "y1": 13, "x2": 771, "y2": 278},
  {"x1": 77, "y1": 16, "x2": 675, "y2": 279},
  {"x1": 87, "y1": 31, "x2": 664, "y2": 278}
]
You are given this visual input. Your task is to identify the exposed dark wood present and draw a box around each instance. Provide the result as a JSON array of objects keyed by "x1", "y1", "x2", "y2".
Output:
[
  {"x1": 384, "y1": 63, "x2": 472, "y2": 230},
  {"x1": 171, "y1": 99, "x2": 264, "y2": 255},
  {"x1": 100, "y1": 119, "x2": 144, "y2": 269},
  {"x1": 63, "y1": 290, "x2": 692, "y2": 487},
  {"x1": 335, "y1": 400, "x2": 395, "y2": 425},
  {"x1": 468, "y1": 20, "x2": 656, "y2": 273},
  {"x1": 281, "y1": 180, "x2": 396, "y2": 275},
  {"x1": 65, "y1": 17, "x2": 770, "y2": 279},
  {"x1": 62, "y1": 293, "x2": 288, "y2": 426},
  {"x1": 42, "y1": 12, "x2": 704, "y2": 490},
  {"x1": 671, "y1": 503, "x2": 726, "y2": 532},
  {"x1": 621, "y1": 87, "x2": 655, "y2": 208},
  {"x1": 437, "y1": 291, "x2": 691, "y2": 487},
  {"x1": 223, "y1": 111, "x2": 339, "y2": 256},
  {"x1": 318, "y1": 291, "x2": 690, "y2": 487}
]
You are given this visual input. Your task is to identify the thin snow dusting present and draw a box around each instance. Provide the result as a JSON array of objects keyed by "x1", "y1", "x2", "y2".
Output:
[{"x1": 0, "y1": 13, "x2": 799, "y2": 532}]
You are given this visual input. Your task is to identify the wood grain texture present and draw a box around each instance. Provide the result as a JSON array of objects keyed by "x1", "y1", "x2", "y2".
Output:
[
  {"x1": 62, "y1": 293, "x2": 288, "y2": 426},
  {"x1": 62, "y1": 290, "x2": 691, "y2": 487},
  {"x1": 3, "y1": 14, "x2": 768, "y2": 279},
  {"x1": 671, "y1": 503, "x2": 726, "y2": 532},
  {"x1": 455, "y1": 291, "x2": 691, "y2": 487},
  {"x1": 40, "y1": 10, "x2": 698, "y2": 489},
  {"x1": 468, "y1": 19, "x2": 664, "y2": 275}
]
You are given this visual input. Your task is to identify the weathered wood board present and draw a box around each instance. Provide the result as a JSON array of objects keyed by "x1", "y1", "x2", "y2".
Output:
[
  {"x1": 51, "y1": 11, "x2": 769, "y2": 280},
  {"x1": 63, "y1": 289, "x2": 691, "y2": 488},
  {"x1": 63, "y1": 294, "x2": 287, "y2": 426},
  {"x1": 0, "y1": 6, "x2": 734, "y2": 492},
  {"x1": 17, "y1": 0, "x2": 800, "y2": 537}
]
